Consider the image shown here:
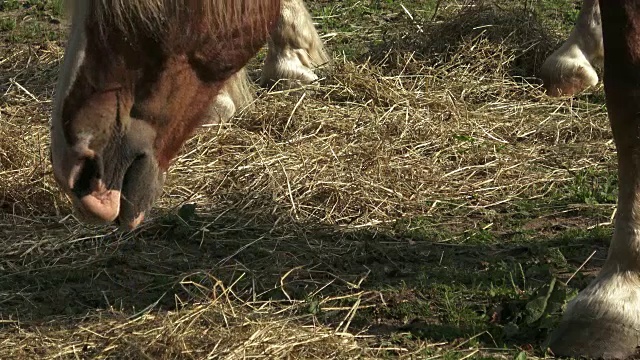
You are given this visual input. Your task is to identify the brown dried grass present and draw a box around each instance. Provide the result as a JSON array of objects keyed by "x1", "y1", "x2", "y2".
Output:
[{"x1": 0, "y1": 1, "x2": 613, "y2": 359}]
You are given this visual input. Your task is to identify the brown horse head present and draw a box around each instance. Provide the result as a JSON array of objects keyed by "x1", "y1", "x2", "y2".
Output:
[{"x1": 51, "y1": 0, "x2": 280, "y2": 229}]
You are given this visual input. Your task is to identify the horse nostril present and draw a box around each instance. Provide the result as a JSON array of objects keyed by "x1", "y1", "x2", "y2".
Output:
[{"x1": 71, "y1": 155, "x2": 103, "y2": 198}]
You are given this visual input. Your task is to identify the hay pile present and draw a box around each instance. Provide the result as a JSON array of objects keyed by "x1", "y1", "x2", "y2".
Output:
[{"x1": 0, "y1": 1, "x2": 613, "y2": 358}]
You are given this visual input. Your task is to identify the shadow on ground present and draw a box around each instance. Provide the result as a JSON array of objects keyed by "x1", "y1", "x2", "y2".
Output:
[{"x1": 0, "y1": 196, "x2": 609, "y2": 352}]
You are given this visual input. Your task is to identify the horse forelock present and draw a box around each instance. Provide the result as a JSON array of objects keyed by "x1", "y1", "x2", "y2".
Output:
[{"x1": 66, "y1": 0, "x2": 276, "y2": 44}]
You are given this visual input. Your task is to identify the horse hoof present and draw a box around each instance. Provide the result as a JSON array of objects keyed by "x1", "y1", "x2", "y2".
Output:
[
  {"x1": 547, "y1": 271, "x2": 640, "y2": 359},
  {"x1": 205, "y1": 91, "x2": 237, "y2": 125},
  {"x1": 549, "y1": 313, "x2": 640, "y2": 358},
  {"x1": 539, "y1": 52, "x2": 599, "y2": 97},
  {"x1": 260, "y1": 49, "x2": 321, "y2": 90}
]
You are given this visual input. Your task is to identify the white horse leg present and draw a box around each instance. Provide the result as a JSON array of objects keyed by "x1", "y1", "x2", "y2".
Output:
[
  {"x1": 260, "y1": 0, "x2": 330, "y2": 89},
  {"x1": 204, "y1": 68, "x2": 253, "y2": 125},
  {"x1": 548, "y1": 3, "x2": 640, "y2": 358},
  {"x1": 539, "y1": 0, "x2": 602, "y2": 96},
  {"x1": 207, "y1": 0, "x2": 328, "y2": 120}
]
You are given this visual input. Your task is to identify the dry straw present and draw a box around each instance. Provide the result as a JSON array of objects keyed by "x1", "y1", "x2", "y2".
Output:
[{"x1": 0, "y1": 1, "x2": 613, "y2": 359}]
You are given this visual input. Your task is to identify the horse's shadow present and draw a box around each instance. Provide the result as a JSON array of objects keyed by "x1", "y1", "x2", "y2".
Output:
[{"x1": 0, "y1": 196, "x2": 608, "y2": 349}]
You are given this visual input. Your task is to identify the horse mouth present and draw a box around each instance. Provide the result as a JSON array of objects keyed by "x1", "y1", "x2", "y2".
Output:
[
  {"x1": 71, "y1": 153, "x2": 162, "y2": 230},
  {"x1": 74, "y1": 190, "x2": 147, "y2": 230}
]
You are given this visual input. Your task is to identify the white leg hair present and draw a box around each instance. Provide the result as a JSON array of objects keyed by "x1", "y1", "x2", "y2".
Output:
[
  {"x1": 205, "y1": 0, "x2": 329, "y2": 123},
  {"x1": 548, "y1": 215, "x2": 640, "y2": 358},
  {"x1": 539, "y1": 0, "x2": 602, "y2": 96},
  {"x1": 203, "y1": 68, "x2": 253, "y2": 125},
  {"x1": 260, "y1": 0, "x2": 331, "y2": 89}
]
